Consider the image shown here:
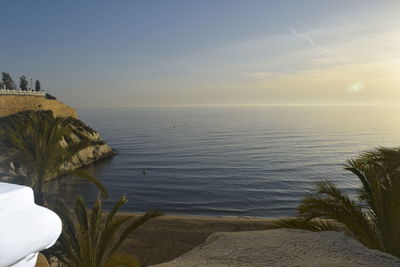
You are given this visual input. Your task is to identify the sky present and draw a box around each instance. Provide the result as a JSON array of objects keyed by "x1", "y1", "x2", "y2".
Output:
[{"x1": 1, "y1": 1, "x2": 400, "y2": 108}]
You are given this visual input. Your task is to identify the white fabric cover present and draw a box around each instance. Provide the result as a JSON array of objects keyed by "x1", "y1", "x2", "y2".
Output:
[{"x1": 0, "y1": 182, "x2": 62, "y2": 267}]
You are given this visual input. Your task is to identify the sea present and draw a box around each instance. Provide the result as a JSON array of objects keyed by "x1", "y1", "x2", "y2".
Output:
[{"x1": 50, "y1": 105, "x2": 400, "y2": 218}]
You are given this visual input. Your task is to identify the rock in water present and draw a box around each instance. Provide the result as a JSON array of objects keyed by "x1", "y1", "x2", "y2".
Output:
[{"x1": 152, "y1": 229, "x2": 400, "y2": 267}]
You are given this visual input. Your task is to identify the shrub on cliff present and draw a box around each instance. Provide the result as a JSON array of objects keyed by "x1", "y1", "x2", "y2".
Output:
[
  {"x1": 0, "y1": 111, "x2": 104, "y2": 155},
  {"x1": 269, "y1": 147, "x2": 400, "y2": 258},
  {"x1": 45, "y1": 93, "x2": 57, "y2": 100}
]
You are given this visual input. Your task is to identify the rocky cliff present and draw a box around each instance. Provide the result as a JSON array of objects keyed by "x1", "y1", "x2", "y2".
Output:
[
  {"x1": 0, "y1": 95, "x2": 77, "y2": 118},
  {"x1": 0, "y1": 107, "x2": 114, "y2": 180}
]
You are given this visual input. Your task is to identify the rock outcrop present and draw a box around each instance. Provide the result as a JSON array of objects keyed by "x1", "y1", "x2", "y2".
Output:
[
  {"x1": 153, "y1": 229, "x2": 400, "y2": 267},
  {"x1": 0, "y1": 110, "x2": 114, "y2": 181},
  {"x1": 0, "y1": 95, "x2": 77, "y2": 118}
]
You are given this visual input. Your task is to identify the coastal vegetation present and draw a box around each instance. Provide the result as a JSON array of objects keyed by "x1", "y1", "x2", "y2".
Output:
[
  {"x1": 269, "y1": 147, "x2": 400, "y2": 258},
  {"x1": 1, "y1": 102, "x2": 399, "y2": 264},
  {"x1": 45, "y1": 93, "x2": 57, "y2": 100},
  {"x1": 0, "y1": 109, "x2": 161, "y2": 265},
  {"x1": 49, "y1": 196, "x2": 162, "y2": 267},
  {"x1": 0, "y1": 109, "x2": 111, "y2": 174},
  {"x1": 0, "y1": 110, "x2": 108, "y2": 205},
  {"x1": 35, "y1": 80, "x2": 42, "y2": 91},
  {"x1": 1, "y1": 71, "x2": 42, "y2": 91},
  {"x1": 19, "y1": 75, "x2": 28, "y2": 91},
  {"x1": 1, "y1": 72, "x2": 16, "y2": 89}
]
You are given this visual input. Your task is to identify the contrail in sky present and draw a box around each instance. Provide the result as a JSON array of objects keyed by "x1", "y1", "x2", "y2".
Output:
[{"x1": 289, "y1": 27, "x2": 328, "y2": 52}]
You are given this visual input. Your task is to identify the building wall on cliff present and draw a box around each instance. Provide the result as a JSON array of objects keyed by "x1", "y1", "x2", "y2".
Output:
[{"x1": 0, "y1": 96, "x2": 77, "y2": 118}]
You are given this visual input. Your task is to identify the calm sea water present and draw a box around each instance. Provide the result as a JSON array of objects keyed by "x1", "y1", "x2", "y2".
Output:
[{"x1": 51, "y1": 106, "x2": 400, "y2": 217}]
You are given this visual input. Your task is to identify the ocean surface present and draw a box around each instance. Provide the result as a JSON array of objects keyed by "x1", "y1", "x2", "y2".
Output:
[{"x1": 51, "y1": 106, "x2": 400, "y2": 217}]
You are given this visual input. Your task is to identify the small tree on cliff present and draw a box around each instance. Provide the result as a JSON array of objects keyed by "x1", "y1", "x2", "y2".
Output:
[
  {"x1": 19, "y1": 76, "x2": 29, "y2": 91},
  {"x1": 35, "y1": 80, "x2": 41, "y2": 91},
  {"x1": 2, "y1": 72, "x2": 16, "y2": 89}
]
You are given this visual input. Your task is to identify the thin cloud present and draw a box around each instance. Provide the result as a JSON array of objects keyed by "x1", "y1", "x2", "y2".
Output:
[
  {"x1": 289, "y1": 28, "x2": 329, "y2": 52},
  {"x1": 243, "y1": 72, "x2": 286, "y2": 79}
]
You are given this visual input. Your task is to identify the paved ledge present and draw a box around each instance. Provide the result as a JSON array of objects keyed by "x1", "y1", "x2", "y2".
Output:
[{"x1": 153, "y1": 229, "x2": 400, "y2": 267}]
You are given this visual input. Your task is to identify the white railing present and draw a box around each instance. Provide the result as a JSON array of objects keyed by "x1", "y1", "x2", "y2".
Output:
[
  {"x1": 0, "y1": 182, "x2": 62, "y2": 267},
  {"x1": 0, "y1": 89, "x2": 45, "y2": 96}
]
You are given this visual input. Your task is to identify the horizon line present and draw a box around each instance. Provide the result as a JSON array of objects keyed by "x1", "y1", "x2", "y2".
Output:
[{"x1": 75, "y1": 103, "x2": 400, "y2": 109}]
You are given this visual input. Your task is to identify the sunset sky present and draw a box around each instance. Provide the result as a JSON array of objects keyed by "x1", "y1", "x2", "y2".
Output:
[{"x1": 1, "y1": 1, "x2": 399, "y2": 107}]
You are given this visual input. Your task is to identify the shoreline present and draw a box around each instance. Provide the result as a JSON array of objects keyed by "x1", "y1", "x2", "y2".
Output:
[
  {"x1": 118, "y1": 211, "x2": 277, "y2": 222},
  {"x1": 118, "y1": 212, "x2": 276, "y2": 266}
]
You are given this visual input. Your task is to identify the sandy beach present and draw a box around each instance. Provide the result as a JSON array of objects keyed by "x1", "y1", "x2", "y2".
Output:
[{"x1": 118, "y1": 213, "x2": 274, "y2": 266}]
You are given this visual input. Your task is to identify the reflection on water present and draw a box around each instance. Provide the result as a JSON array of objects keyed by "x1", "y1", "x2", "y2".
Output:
[
  {"x1": 42, "y1": 106, "x2": 400, "y2": 217},
  {"x1": 47, "y1": 157, "x2": 114, "y2": 207}
]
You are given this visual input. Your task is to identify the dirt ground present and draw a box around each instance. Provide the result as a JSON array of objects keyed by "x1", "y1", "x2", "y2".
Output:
[{"x1": 119, "y1": 214, "x2": 274, "y2": 266}]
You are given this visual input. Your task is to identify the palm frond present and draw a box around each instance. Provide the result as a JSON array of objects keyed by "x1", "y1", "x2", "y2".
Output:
[
  {"x1": 298, "y1": 181, "x2": 381, "y2": 250},
  {"x1": 97, "y1": 216, "x2": 132, "y2": 263},
  {"x1": 2, "y1": 110, "x2": 109, "y2": 206},
  {"x1": 96, "y1": 196, "x2": 129, "y2": 262},
  {"x1": 89, "y1": 198, "x2": 103, "y2": 266},
  {"x1": 343, "y1": 159, "x2": 375, "y2": 208},
  {"x1": 267, "y1": 217, "x2": 339, "y2": 232},
  {"x1": 75, "y1": 197, "x2": 90, "y2": 232},
  {"x1": 346, "y1": 147, "x2": 400, "y2": 256},
  {"x1": 110, "y1": 210, "x2": 163, "y2": 255},
  {"x1": 49, "y1": 200, "x2": 81, "y2": 267},
  {"x1": 71, "y1": 170, "x2": 109, "y2": 199},
  {"x1": 49, "y1": 196, "x2": 161, "y2": 267}
]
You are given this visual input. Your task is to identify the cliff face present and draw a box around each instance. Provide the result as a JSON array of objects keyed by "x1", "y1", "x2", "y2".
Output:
[
  {"x1": 0, "y1": 95, "x2": 77, "y2": 118},
  {"x1": 0, "y1": 110, "x2": 114, "y2": 181},
  {"x1": 59, "y1": 116, "x2": 114, "y2": 171}
]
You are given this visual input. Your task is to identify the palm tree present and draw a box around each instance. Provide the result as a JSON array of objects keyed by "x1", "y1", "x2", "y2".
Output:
[
  {"x1": 49, "y1": 196, "x2": 162, "y2": 267},
  {"x1": 8, "y1": 111, "x2": 107, "y2": 205},
  {"x1": 269, "y1": 147, "x2": 400, "y2": 257}
]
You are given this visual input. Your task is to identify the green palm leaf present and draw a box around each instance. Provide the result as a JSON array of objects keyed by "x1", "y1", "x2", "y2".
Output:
[
  {"x1": 49, "y1": 196, "x2": 162, "y2": 267},
  {"x1": 71, "y1": 170, "x2": 109, "y2": 199},
  {"x1": 4, "y1": 111, "x2": 108, "y2": 206},
  {"x1": 110, "y1": 210, "x2": 162, "y2": 255},
  {"x1": 269, "y1": 146, "x2": 400, "y2": 257},
  {"x1": 298, "y1": 181, "x2": 381, "y2": 250},
  {"x1": 268, "y1": 217, "x2": 339, "y2": 232}
]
